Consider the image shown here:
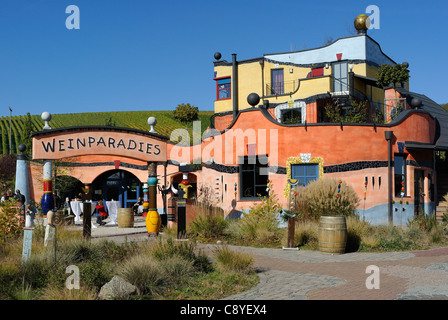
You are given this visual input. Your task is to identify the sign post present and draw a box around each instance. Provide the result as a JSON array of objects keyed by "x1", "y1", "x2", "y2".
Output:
[
  {"x1": 22, "y1": 227, "x2": 34, "y2": 263},
  {"x1": 83, "y1": 202, "x2": 91, "y2": 240}
]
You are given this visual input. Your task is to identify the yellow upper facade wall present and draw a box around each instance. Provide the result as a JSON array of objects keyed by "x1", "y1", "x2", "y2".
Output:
[
  {"x1": 213, "y1": 34, "x2": 399, "y2": 114},
  {"x1": 214, "y1": 60, "x2": 370, "y2": 114}
]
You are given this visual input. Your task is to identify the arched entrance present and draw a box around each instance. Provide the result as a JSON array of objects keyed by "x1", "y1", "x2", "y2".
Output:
[
  {"x1": 91, "y1": 169, "x2": 142, "y2": 209},
  {"x1": 54, "y1": 175, "x2": 83, "y2": 206}
]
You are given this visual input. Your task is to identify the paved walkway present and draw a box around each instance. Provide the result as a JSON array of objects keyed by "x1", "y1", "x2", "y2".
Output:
[{"x1": 85, "y1": 217, "x2": 448, "y2": 300}]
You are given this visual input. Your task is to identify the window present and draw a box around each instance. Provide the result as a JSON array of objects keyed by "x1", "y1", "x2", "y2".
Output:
[
  {"x1": 240, "y1": 156, "x2": 268, "y2": 199},
  {"x1": 307, "y1": 67, "x2": 324, "y2": 78},
  {"x1": 394, "y1": 154, "x2": 407, "y2": 196},
  {"x1": 215, "y1": 77, "x2": 231, "y2": 100},
  {"x1": 281, "y1": 108, "x2": 302, "y2": 124},
  {"x1": 332, "y1": 62, "x2": 348, "y2": 92},
  {"x1": 271, "y1": 69, "x2": 284, "y2": 95},
  {"x1": 291, "y1": 164, "x2": 318, "y2": 187}
]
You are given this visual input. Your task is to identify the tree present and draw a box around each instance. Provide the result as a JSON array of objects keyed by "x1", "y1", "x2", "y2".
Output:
[
  {"x1": 376, "y1": 63, "x2": 410, "y2": 89},
  {"x1": 20, "y1": 112, "x2": 33, "y2": 156},
  {"x1": 173, "y1": 103, "x2": 199, "y2": 123}
]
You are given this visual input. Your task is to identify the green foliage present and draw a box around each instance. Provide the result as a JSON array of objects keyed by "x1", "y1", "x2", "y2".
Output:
[
  {"x1": 173, "y1": 103, "x2": 199, "y2": 123},
  {"x1": 244, "y1": 180, "x2": 282, "y2": 230},
  {"x1": 213, "y1": 246, "x2": 254, "y2": 274},
  {"x1": 376, "y1": 63, "x2": 410, "y2": 88},
  {"x1": 190, "y1": 212, "x2": 228, "y2": 241},
  {"x1": 104, "y1": 116, "x2": 116, "y2": 127},
  {"x1": 0, "y1": 154, "x2": 17, "y2": 188},
  {"x1": 20, "y1": 113, "x2": 33, "y2": 156},
  {"x1": 0, "y1": 110, "x2": 213, "y2": 154},
  {"x1": 324, "y1": 99, "x2": 384, "y2": 124},
  {"x1": 0, "y1": 198, "x2": 21, "y2": 243}
]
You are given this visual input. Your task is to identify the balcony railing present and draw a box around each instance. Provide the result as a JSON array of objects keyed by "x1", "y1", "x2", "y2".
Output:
[{"x1": 266, "y1": 80, "x2": 300, "y2": 96}]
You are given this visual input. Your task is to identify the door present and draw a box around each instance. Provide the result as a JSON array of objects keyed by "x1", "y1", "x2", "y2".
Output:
[
  {"x1": 271, "y1": 69, "x2": 284, "y2": 95},
  {"x1": 332, "y1": 61, "x2": 348, "y2": 93},
  {"x1": 93, "y1": 170, "x2": 142, "y2": 209},
  {"x1": 414, "y1": 169, "x2": 425, "y2": 216}
]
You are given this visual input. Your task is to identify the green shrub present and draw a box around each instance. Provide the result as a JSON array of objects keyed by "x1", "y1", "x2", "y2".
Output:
[
  {"x1": 0, "y1": 199, "x2": 22, "y2": 243},
  {"x1": 173, "y1": 103, "x2": 199, "y2": 123},
  {"x1": 189, "y1": 209, "x2": 228, "y2": 240},
  {"x1": 346, "y1": 215, "x2": 372, "y2": 252},
  {"x1": 119, "y1": 254, "x2": 164, "y2": 296},
  {"x1": 286, "y1": 221, "x2": 319, "y2": 248},
  {"x1": 213, "y1": 246, "x2": 254, "y2": 274},
  {"x1": 159, "y1": 255, "x2": 195, "y2": 285},
  {"x1": 149, "y1": 238, "x2": 212, "y2": 272},
  {"x1": 304, "y1": 178, "x2": 359, "y2": 220}
]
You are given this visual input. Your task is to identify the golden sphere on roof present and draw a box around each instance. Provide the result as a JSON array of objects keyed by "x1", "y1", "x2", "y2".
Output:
[{"x1": 354, "y1": 14, "x2": 370, "y2": 32}]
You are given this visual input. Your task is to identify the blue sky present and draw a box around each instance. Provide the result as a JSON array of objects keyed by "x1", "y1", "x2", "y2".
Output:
[{"x1": 0, "y1": 0, "x2": 447, "y2": 117}]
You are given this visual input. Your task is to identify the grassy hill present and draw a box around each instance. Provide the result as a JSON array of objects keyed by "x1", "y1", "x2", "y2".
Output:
[{"x1": 0, "y1": 110, "x2": 213, "y2": 154}]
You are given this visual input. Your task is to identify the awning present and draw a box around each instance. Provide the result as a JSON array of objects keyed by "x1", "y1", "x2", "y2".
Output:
[{"x1": 404, "y1": 141, "x2": 435, "y2": 150}]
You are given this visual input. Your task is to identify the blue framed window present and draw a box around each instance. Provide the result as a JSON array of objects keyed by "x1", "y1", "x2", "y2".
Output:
[
  {"x1": 216, "y1": 77, "x2": 231, "y2": 100},
  {"x1": 291, "y1": 164, "x2": 318, "y2": 186}
]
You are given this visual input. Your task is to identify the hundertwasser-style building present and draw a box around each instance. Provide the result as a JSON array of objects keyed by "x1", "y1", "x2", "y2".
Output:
[{"x1": 27, "y1": 15, "x2": 448, "y2": 226}]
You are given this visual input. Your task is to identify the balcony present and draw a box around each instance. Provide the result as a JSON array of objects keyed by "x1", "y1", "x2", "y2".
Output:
[
  {"x1": 266, "y1": 80, "x2": 300, "y2": 96},
  {"x1": 265, "y1": 76, "x2": 331, "y2": 99}
]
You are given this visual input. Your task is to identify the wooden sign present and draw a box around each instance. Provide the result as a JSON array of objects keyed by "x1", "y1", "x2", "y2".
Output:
[{"x1": 32, "y1": 129, "x2": 167, "y2": 162}]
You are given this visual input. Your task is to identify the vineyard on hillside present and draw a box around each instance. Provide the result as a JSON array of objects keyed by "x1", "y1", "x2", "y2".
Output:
[{"x1": 0, "y1": 110, "x2": 213, "y2": 154}]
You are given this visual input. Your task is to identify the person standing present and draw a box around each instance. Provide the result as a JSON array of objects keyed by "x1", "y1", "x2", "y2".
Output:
[{"x1": 15, "y1": 189, "x2": 25, "y2": 204}]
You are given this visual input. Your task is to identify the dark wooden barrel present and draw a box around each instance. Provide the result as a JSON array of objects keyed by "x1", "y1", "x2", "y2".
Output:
[{"x1": 318, "y1": 216, "x2": 347, "y2": 254}]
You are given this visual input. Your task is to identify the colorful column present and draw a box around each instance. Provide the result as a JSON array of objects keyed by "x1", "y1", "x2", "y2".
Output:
[
  {"x1": 41, "y1": 159, "x2": 54, "y2": 217},
  {"x1": 145, "y1": 162, "x2": 161, "y2": 236},
  {"x1": 40, "y1": 112, "x2": 54, "y2": 218},
  {"x1": 142, "y1": 183, "x2": 149, "y2": 218}
]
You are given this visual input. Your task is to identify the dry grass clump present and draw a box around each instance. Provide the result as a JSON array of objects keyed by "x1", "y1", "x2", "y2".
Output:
[
  {"x1": 213, "y1": 246, "x2": 254, "y2": 274},
  {"x1": 303, "y1": 178, "x2": 360, "y2": 220}
]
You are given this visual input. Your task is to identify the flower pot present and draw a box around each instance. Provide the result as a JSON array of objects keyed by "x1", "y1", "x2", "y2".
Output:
[{"x1": 318, "y1": 216, "x2": 347, "y2": 254}]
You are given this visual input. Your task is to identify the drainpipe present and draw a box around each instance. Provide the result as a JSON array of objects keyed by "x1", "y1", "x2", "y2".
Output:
[
  {"x1": 232, "y1": 54, "x2": 238, "y2": 120},
  {"x1": 385, "y1": 131, "x2": 394, "y2": 224}
]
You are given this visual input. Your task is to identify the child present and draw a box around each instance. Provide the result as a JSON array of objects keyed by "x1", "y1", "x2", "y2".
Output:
[{"x1": 95, "y1": 200, "x2": 108, "y2": 226}]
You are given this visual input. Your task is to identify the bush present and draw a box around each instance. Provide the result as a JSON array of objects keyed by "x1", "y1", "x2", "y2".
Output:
[
  {"x1": 0, "y1": 199, "x2": 22, "y2": 243},
  {"x1": 346, "y1": 215, "x2": 373, "y2": 252},
  {"x1": 119, "y1": 254, "x2": 164, "y2": 296},
  {"x1": 213, "y1": 246, "x2": 254, "y2": 274},
  {"x1": 148, "y1": 238, "x2": 212, "y2": 272},
  {"x1": 189, "y1": 207, "x2": 228, "y2": 240},
  {"x1": 304, "y1": 178, "x2": 360, "y2": 220},
  {"x1": 173, "y1": 103, "x2": 199, "y2": 123},
  {"x1": 284, "y1": 220, "x2": 319, "y2": 248}
]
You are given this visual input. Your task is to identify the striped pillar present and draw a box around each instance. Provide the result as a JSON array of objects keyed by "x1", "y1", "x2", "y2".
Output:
[
  {"x1": 41, "y1": 160, "x2": 54, "y2": 217},
  {"x1": 145, "y1": 162, "x2": 160, "y2": 236},
  {"x1": 142, "y1": 183, "x2": 149, "y2": 217}
]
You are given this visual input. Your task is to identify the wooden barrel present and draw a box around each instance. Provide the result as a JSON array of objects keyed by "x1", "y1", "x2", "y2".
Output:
[
  {"x1": 117, "y1": 208, "x2": 134, "y2": 228},
  {"x1": 318, "y1": 216, "x2": 347, "y2": 254}
]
